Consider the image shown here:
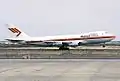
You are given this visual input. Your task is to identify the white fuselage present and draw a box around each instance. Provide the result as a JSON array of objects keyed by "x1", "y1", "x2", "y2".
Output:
[{"x1": 6, "y1": 31, "x2": 116, "y2": 46}]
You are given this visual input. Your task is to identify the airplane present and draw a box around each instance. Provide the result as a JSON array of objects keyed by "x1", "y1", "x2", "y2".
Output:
[{"x1": 5, "y1": 24, "x2": 116, "y2": 50}]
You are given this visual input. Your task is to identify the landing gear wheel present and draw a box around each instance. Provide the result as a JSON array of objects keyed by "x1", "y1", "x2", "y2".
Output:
[
  {"x1": 102, "y1": 45, "x2": 106, "y2": 48},
  {"x1": 59, "y1": 46, "x2": 69, "y2": 50}
]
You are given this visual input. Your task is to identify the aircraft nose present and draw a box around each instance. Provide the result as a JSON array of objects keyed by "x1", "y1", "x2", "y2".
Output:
[
  {"x1": 112, "y1": 36, "x2": 116, "y2": 39},
  {"x1": 108, "y1": 33, "x2": 116, "y2": 40},
  {"x1": 109, "y1": 34, "x2": 116, "y2": 40}
]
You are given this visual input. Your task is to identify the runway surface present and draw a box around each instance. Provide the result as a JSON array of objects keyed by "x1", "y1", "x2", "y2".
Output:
[{"x1": 0, "y1": 59, "x2": 120, "y2": 81}]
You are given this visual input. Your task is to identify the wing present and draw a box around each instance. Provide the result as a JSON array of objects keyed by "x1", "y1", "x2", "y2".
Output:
[{"x1": 43, "y1": 40, "x2": 84, "y2": 46}]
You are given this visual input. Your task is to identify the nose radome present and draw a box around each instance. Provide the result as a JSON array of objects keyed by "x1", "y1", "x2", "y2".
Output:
[
  {"x1": 112, "y1": 36, "x2": 116, "y2": 39},
  {"x1": 107, "y1": 33, "x2": 116, "y2": 40},
  {"x1": 110, "y1": 34, "x2": 116, "y2": 40}
]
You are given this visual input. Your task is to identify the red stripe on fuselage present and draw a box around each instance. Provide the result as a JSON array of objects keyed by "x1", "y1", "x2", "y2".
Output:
[
  {"x1": 45, "y1": 36, "x2": 116, "y2": 41},
  {"x1": 27, "y1": 36, "x2": 116, "y2": 43}
]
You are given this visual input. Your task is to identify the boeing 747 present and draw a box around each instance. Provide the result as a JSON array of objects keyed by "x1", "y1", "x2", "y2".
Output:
[{"x1": 5, "y1": 24, "x2": 116, "y2": 50}]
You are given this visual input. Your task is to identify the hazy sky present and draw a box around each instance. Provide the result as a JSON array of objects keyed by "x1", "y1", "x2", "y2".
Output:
[{"x1": 0, "y1": 0, "x2": 120, "y2": 40}]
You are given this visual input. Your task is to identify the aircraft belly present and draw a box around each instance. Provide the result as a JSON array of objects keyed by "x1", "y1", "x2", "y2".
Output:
[{"x1": 83, "y1": 38, "x2": 112, "y2": 44}]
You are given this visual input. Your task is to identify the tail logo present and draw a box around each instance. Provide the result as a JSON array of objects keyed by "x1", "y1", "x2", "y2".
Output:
[{"x1": 8, "y1": 28, "x2": 21, "y2": 37}]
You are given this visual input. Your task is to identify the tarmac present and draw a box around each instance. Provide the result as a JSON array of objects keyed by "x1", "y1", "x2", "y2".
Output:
[
  {"x1": 0, "y1": 46, "x2": 120, "y2": 59},
  {"x1": 0, "y1": 59, "x2": 120, "y2": 81}
]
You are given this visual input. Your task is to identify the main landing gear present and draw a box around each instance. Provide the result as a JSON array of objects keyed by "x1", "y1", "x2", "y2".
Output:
[
  {"x1": 102, "y1": 44, "x2": 106, "y2": 47},
  {"x1": 59, "y1": 45, "x2": 69, "y2": 50},
  {"x1": 101, "y1": 43, "x2": 106, "y2": 48}
]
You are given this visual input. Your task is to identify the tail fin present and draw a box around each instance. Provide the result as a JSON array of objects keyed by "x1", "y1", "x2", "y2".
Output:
[{"x1": 6, "y1": 24, "x2": 29, "y2": 38}]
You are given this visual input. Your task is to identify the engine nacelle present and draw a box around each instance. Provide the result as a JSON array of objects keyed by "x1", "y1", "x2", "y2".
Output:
[
  {"x1": 52, "y1": 41, "x2": 81, "y2": 46},
  {"x1": 69, "y1": 42, "x2": 81, "y2": 46},
  {"x1": 53, "y1": 42, "x2": 63, "y2": 46}
]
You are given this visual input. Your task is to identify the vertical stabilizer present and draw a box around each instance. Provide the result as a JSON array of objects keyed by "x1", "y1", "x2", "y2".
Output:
[{"x1": 6, "y1": 24, "x2": 29, "y2": 38}]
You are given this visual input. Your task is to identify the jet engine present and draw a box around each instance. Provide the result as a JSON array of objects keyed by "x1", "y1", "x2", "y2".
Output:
[{"x1": 69, "y1": 41, "x2": 81, "y2": 46}]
